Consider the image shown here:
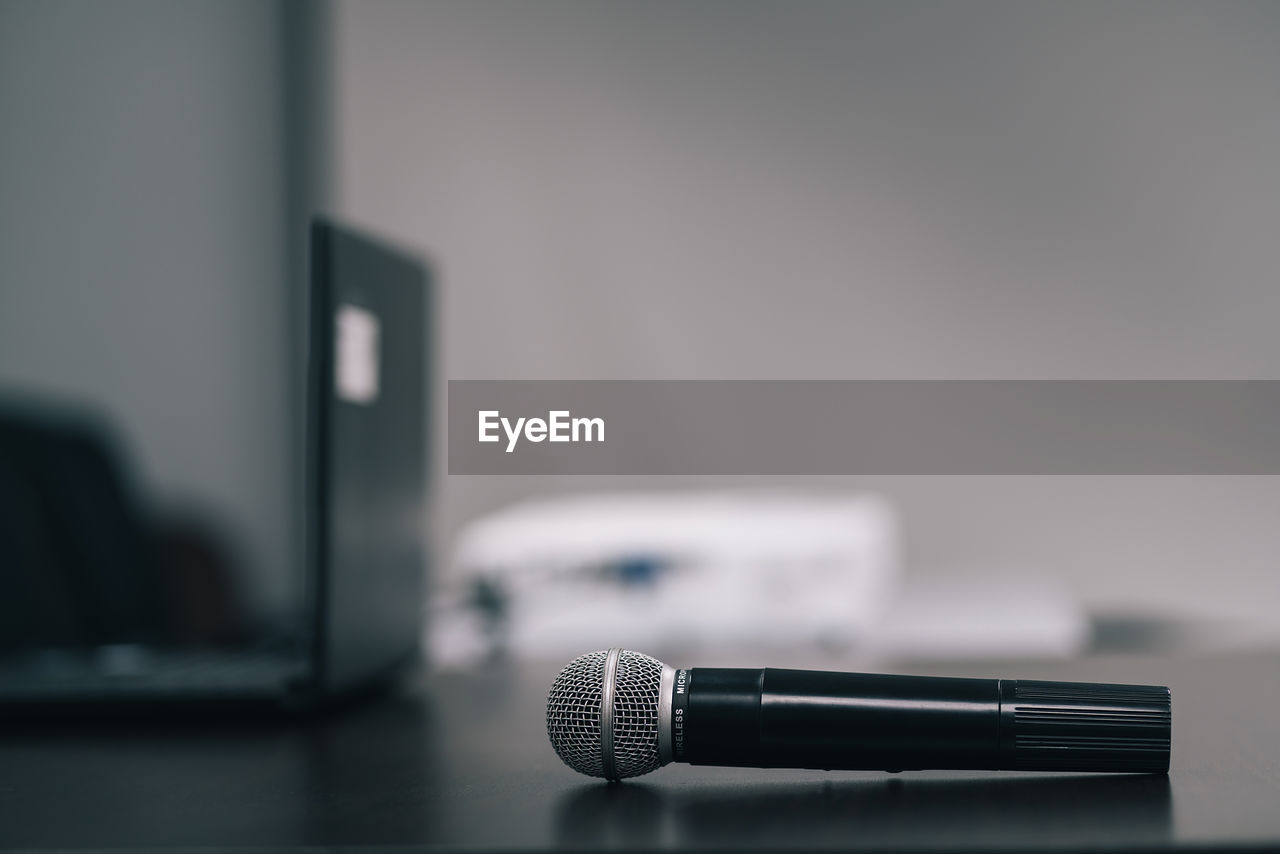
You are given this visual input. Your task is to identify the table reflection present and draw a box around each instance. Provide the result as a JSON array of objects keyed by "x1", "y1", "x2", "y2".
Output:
[{"x1": 557, "y1": 773, "x2": 1172, "y2": 850}]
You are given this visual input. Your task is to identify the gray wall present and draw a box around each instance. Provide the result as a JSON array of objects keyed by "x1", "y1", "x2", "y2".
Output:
[
  {"x1": 0, "y1": 0, "x2": 296, "y2": 612},
  {"x1": 326, "y1": 0, "x2": 1280, "y2": 622}
]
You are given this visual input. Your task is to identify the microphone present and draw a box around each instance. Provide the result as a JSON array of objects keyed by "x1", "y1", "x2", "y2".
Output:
[{"x1": 546, "y1": 649, "x2": 1171, "y2": 781}]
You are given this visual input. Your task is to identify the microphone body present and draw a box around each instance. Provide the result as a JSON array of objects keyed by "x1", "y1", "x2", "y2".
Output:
[
  {"x1": 676, "y1": 667, "x2": 1169, "y2": 773},
  {"x1": 546, "y1": 649, "x2": 1171, "y2": 781}
]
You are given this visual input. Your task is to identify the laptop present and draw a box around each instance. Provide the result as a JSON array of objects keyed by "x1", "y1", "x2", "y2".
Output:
[{"x1": 0, "y1": 218, "x2": 429, "y2": 710}]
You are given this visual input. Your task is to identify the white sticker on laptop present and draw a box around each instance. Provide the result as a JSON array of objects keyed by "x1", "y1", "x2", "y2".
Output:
[{"x1": 336, "y1": 304, "x2": 380, "y2": 404}]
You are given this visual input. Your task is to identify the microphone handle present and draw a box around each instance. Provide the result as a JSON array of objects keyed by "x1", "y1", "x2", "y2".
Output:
[{"x1": 673, "y1": 668, "x2": 1170, "y2": 773}]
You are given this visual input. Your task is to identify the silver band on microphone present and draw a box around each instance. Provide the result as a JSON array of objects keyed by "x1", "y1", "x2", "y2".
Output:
[
  {"x1": 600, "y1": 647, "x2": 622, "y2": 781},
  {"x1": 657, "y1": 663, "x2": 675, "y2": 765}
]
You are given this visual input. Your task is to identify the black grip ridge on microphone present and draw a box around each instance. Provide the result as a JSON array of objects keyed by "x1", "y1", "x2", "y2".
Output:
[{"x1": 998, "y1": 679, "x2": 1172, "y2": 773}]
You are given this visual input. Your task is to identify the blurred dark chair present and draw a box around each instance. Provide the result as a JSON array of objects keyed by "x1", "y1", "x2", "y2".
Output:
[{"x1": 0, "y1": 397, "x2": 245, "y2": 653}]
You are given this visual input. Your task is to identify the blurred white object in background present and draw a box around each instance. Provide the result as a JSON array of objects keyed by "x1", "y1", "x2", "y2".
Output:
[
  {"x1": 869, "y1": 573, "x2": 1091, "y2": 662},
  {"x1": 430, "y1": 490, "x2": 901, "y2": 667}
]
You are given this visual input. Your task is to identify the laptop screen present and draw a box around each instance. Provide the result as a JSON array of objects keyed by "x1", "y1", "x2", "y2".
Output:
[{"x1": 307, "y1": 219, "x2": 429, "y2": 693}]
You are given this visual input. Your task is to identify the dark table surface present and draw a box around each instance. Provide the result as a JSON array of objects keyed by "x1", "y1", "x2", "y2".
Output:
[{"x1": 1, "y1": 648, "x2": 1278, "y2": 852}]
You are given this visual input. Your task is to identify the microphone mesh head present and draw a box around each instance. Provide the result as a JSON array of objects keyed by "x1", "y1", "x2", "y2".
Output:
[{"x1": 546, "y1": 649, "x2": 666, "y2": 780}]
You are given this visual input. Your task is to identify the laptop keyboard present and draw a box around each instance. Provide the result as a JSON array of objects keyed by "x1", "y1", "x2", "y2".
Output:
[{"x1": 0, "y1": 646, "x2": 302, "y2": 700}]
